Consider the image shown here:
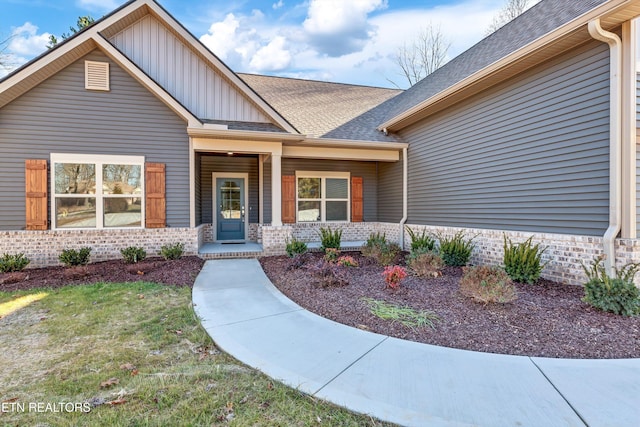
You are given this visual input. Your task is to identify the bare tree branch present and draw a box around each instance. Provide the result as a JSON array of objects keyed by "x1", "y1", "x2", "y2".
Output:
[
  {"x1": 389, "y1": 23, "x2": 451, "y2": 88},
  {"x1": 486, "y1": 0, "x2": 530, "y2": 35}
]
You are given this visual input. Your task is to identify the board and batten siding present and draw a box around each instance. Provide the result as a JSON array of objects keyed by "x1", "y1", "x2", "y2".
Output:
[
  {"x1": 398, "y1": 41, "x2": 610, "y2": 236},
  {"x1": 199, "y1": 155, "x2": 260, "y2": 224},
  {"x1": 281, "y1": 159, "x2": 378, "y2": 222},
  {"x1": 0, "y1": 50, "x2": 190, "y2": 230},
  {"x1": 110, "y1": 15, "x2": 269, "y2": 123}
]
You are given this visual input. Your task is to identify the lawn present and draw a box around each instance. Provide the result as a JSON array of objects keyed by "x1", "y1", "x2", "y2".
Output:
[{"x1": 0, "y1": 281, "x2": 388, "y2": 426}]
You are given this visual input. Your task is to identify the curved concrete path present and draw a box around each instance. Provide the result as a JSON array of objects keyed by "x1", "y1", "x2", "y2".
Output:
[{"x1": 193, "y1": 259, "x2": 640, "y2": 427}]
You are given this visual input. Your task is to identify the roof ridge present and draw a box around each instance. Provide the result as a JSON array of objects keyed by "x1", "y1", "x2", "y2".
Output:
[{"x1": 238, "y1": 72, "x2": 402, "y2": 92}]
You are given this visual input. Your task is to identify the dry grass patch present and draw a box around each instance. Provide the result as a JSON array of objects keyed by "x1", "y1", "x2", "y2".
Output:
[{"x1": 0, "y1": 283, "x2": 389, "y2": 426}]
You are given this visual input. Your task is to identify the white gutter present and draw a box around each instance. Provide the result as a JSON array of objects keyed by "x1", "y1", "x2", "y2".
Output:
[
  {"x1": 399, "y1": 147, "x2": 408, "y2": 249},
  {"x1": 588, "y1": 19, "x2": 622, "y2": 276}
]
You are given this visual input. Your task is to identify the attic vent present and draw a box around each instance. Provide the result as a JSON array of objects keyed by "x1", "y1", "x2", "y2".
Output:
[{"x1": 85, "y1": 61, "x2": 109, "y2": 91}]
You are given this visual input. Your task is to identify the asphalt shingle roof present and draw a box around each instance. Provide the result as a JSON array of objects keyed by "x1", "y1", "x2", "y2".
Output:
[
  {"x1": 238, "y1": 73, "x2": 403, "y2": 142},
  {"x1": 383, "y1": 0, "x2": 609, "y2": 124}
]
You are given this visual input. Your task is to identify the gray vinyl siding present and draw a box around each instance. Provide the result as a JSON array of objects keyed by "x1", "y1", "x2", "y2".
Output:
[
  {"x1": 110, "y1": 15, "x2": 269, "y2": 123},
  {"x1": 282, "y1": 159, "x2": 378, "y2": 222},
  {"x1": 0, "y1": 50, "x2": 190, "y2": 230},
  {"x1": 377, "y1": 159, "x2": 403, "y2": 223},
  {"x1": 398, "y1": 42, "x2": 610, "y2": 236},
  {"x1": 195, "y1": 153, "x2": 202, "y2": 226},
  {"x1": 637, "y1": 145, "x2": 640, "y2": 236},
  {"x1": 199, "y1": 155, "x2": 259, "y2": 224}
]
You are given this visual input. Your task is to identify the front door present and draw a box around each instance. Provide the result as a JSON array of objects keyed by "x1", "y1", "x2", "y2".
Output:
[{"x1": 216, "y1": 178, "x2": 245, "y2": 241}]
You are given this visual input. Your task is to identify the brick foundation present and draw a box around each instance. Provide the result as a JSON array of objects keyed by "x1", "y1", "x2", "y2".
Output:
[{"x1": 0, "y1": 226, "x2": 202, "y2": 268}]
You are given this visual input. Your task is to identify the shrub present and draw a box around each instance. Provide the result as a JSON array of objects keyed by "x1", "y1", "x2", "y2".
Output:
[
  {"x1": 580, "y1": 256, "x2": 640, "y2": 316},
  {"x1": 324, "y1": 247, "x2": 340, "y2": 263},
  {"x1": 503, "y1": 235, "x2": 547, "y2": 284},
  {"x1": 309, "y1": 260, "x2": 349, "y2": 287},
  {"x1": 459, "y1": 265, "x2": 517, "y2": 304},
  {"x1": 161, "y1": 242, "x2": 184, "y2": 260},
  {"x1": 438, "y1": 231, "x2": 475, "y2": 267},
  {"x1": 362, "y1": 233, "x2": 400, "y2": 266},
  {"x1": 337, "y1": 255, "x2": 358, "y2": 267},
  {"x1": 120, "y1": 246, "x2": 147, "y2": 264},
  {"x1": 285, "y1": 238, "x2": 308, "y2": 258},
  {"x1": 59, "y1": 247, "x2": 92, "y2": 267},
  {"x1": 0, "y1": 253, "x2": 30, "y2": 273},
  {"x1": 406, "y1": 227, "x2": 435, "y2": 254},
  {"x1": 318, "y1": 227, "x2": 342, "y2": 251},
  {"x1": 407, "y1": 250, "x2": 443, "y2": 278},
  {"x1": 382, "y1": 265, "x2": 407, "y2": 289}
]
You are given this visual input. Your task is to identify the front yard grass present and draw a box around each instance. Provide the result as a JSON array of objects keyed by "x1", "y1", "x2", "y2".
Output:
[{"x1": 0, "y1": 282, "x2": 387, "y2": 426}]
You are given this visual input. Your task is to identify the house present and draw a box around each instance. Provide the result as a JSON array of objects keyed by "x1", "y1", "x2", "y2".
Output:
[{"x1": 1, "y1": 0, "x2": 639, "y2": 285}]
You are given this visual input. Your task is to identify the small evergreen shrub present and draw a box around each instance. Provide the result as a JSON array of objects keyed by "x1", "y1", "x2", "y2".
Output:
[
  {"x1": 581, "y1": 256, "x2": 640, "y2": 316},
  {"x1": 285, "y1": 238, "x2": 308, "y2": 258},
  {"x1": 120, "y1": 246, "x2": 147, "y2": 264},
  {"x1": 406, "y1": 227, "x2": 435, "y2": 254},
  {"x1": 503, "y1": 235, "x2": 547, "y2": 284},
  {"x1": 459, "y1": 265, "x2": 517, "y2": 304},
  {"x1": 438, "y1": 231, "x2": 475, "y2": 267},
  {"x1": 0, "y1": 253, "x2": 30, "y2": 273},
  {"x1": 318, "y1": 227, "x2": 342, "y2": 251},
  {"x1": 362, "y1": 232, "x2": 400, "y2": 266},
  {"x1": 59, "y1": 247, "x2": 92, "y2": 267},
  {"x1": 160, "y1": 242, "x2": 184, "y2": 260},
  {"x1": 407, "y1": 250, "x2": 443, "y2": 278}
]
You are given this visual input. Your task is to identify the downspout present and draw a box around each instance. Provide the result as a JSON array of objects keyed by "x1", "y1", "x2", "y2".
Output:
[
  {"x1": 399, "y1": 147, "x2": 408, "y2": 249},
  {"x1": 588, "y1": 19, "x2": 622, "y2": 276}
]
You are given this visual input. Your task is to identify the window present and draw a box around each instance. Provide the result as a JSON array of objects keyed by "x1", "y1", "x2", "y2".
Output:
[
  {"x1": 296, "y1": 172, "x2": 349, "y2": 222},
  {"x1": 51, "y1": 154, "x2": 144, "y2": 229}
]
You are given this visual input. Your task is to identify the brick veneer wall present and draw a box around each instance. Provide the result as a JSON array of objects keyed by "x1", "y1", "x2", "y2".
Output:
[
  {"x1": 201, "y1": 223, "x2": 260, "y2": 243},
  {"x1": 401, "y1": 224, "x2": 640, "y2": 286},
  {"x1": 0, "y1": 226, "x2": 202, "y2": 268}
]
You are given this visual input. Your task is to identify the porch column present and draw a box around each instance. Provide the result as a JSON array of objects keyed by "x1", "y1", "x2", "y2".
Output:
[
  {"x1": 258, "y1": 155, "x2": 264, "y2": 224},
  {"x1": 621, "y1": 20, "x2": 637, "y2": 238},
  {"x1": 271, "y1": 153, "x2": 282, "y2": 226}
]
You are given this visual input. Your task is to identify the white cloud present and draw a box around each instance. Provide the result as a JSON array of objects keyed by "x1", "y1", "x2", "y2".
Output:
[
  {"x1": 272, "y1": 0, "x2": 284, "y2": 10},
  {"x1": 249, "y1": 36, "x2": 291, "y2": 71},
  {"x1": 200, "y1": 13, "x2": 243, "y2": 61},
  {"x1": 77, "y1": 0, "x2": 120, "y2": 11},
  {"x1": 8, "y1": 22, "x2": 50, "y2": 57},
  {"x1": 302, "y1": 0, "x2": 387, "y2": 56}
]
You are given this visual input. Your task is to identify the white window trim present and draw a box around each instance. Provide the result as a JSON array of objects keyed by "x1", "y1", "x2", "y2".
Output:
[
  {"x1": 50, "y1": 153, "x2": 145, "y2": 230},
  {"x1": 295, "y1": 171, "x2": 350, "y2": 223}
]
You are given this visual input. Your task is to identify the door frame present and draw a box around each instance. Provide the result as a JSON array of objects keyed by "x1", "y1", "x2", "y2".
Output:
[{"x1": 212, "y1": 172, "x2": 249, "y2": 242}]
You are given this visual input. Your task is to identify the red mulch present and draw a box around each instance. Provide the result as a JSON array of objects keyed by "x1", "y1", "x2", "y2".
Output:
[
  {"x1": 0, "y1": 256, "x2": 204, "y2": 292},
  {"x1": 260, "y1": 252, "x2": 640, "y2": 359}
]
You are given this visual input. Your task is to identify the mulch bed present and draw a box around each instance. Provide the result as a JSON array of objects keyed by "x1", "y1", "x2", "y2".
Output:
[
  {"x1": 0, "y1": 256, "x2": 204, "y2": 292},
  {"x1": 260, "y1": 252, "x2": 640, "y2": 359}
]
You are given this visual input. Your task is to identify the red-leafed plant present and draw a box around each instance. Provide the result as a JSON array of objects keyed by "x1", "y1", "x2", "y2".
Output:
[{"x1": 382, "y1": 265, "x2": 407, "y2": 289}]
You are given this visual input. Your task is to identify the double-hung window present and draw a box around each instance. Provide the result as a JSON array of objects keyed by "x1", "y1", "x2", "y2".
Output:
[
  {"x1": 51, "y1": 154, "x2": 144, "y2": 229},
  {"x1": 296, "y1": 172, "x2": 350, "y2": 222}
]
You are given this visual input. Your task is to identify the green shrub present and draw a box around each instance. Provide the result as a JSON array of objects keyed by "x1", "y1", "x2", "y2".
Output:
[
  {"x1": 362, "y1": 232, "x2": 400, "y2": 266},
  {"x1": 580, "y1": 256, "x2": 640, "y2": 316},
  {"x1": 406, "y1": 227, "x2": 435, "y2": 254},
  {"x1": 59, "y1": 247, "x2": 92, "y2": 267},
  {"x1": 160, "y1": 242, "x2": 184, "y2": 260},
  {"x1": 503, "y1": 235, "x2": 547, "y2": 284},
  {"x1": 438, "y1": 231, "x2": 475, "y2": 267},
  {"x1": 324, "y1": 248, "x2": 340, "y2": 263},
  {"x1": 120, "y1": 246, "x2": 147, "y2": 264},
  {"x1": 285, "y1": 238, "x2": 308, "y2": 258},
  {"x1": 0, "y1": 253, "x2": 30, "y2": 273},
  {"x1": 318, "y1": 227, "x2": 342, "y2": 251},
  {"x1": 460, "y1": 265, "x2": 517, "y2": 304},
  {"x1": 407, "y1": 250, "x2": 443, "y2": 278}
]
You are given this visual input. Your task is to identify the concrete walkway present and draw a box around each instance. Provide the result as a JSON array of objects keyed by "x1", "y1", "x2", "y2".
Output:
[{"x1": 192, "y1": 259, "x2": 640, "y2": 427}]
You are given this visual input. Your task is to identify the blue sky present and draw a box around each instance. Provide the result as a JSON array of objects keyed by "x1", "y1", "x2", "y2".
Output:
[{"x1": 1, "y1": 0, "x2": 535, "y2": 87}]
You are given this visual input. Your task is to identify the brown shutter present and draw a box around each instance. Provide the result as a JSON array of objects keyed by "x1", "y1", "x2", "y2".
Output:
[
  {"x1": 25, "y1": 159, "x2": 48, "y2": 230},
  {"x1": 145, "y1": 163, "x2": 166, "y2": 228},
  {"x1": 282, "y1": 175, "x2": 295, "y2": 224},
  {"x1": 351, "y1": 176, "x2": 363, "y2": 222}
]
